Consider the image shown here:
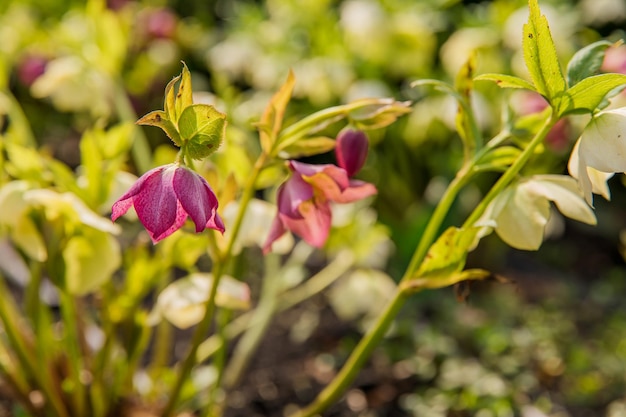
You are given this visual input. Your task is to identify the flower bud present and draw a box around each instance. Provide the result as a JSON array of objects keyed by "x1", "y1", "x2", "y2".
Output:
[{"x1": 335, "y1": 129, "x2": 369, "y2": 177}]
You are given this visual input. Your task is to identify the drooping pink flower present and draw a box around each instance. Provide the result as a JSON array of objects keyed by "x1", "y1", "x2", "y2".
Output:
[
  {"x1": 263, "y1": 134, "x2": 376, "y2": 253},
  {"x1": 112, "y1": 164, "x2": 224, "y2": 243}
]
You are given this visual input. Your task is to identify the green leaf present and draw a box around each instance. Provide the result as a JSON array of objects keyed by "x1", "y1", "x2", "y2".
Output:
[
  {"x1": 557, "y1": 74, "x2": 626, "y2": 116},
  {"x1": 409, "y1": 227, "x2": 481, "y2": 288},
  {"x1": 164, "y1": 74, "x2": 181, "y2": 123},
  {"x1": 175, "y1": 63, "x2": 194, "y2": 121},
  {"x1": 566, "y1": 40, "x2": 613, "y2": 87},
  {"x1": 474, "y1": 73, "x2": 536, "y2": 91},
  {"x1": 63, "y1": 229, "x2": 121, "y2": 295},
  {"x1": 474, "y1": 146, "x2": 522, "y2": 172},
  {"x1": 137, "y1": 110, "x2": 182, "y2": 146},
  {"x1": 278, "y1": 136, "x2": 336, "y2": 158},
  {"x1": 178, "y1": 104, "x2": 227, "y2": 160},
  {"x1": 347, "y1": 98, "x2": 412, "y2": 130},
  {"x1": 522, "y1": 0, "x2": 566, "y2": 102},
  {"x1": 455, "y1": 53, "x2": 478, "y2": 156},
  {"x1": 156, "y1": 273, "x2": 250, "y2": 329},
  {"x1": 259, "y1": 70, "x2": 296, "y2": 153}
]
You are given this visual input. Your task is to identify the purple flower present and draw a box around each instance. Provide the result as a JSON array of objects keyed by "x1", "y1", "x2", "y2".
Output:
[
  {"x1": 112, "y1": 164, "x2": 224, "y2": 243},
  {"x1": 263, "y1": 132, "x2": 376, "y2": 253}
]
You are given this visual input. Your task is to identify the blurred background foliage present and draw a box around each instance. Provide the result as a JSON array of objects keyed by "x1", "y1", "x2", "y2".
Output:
[{"x1": 2, "y1": 0, "x2": 626, "y2": 415}]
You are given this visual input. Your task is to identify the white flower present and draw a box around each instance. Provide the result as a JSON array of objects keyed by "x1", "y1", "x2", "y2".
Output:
[
  {"x1": 476, "y1": 175, "x2": 596, "y2": 250},
  {"x1": 568, "y1": 107, "x2": 626, "y2": 205}
]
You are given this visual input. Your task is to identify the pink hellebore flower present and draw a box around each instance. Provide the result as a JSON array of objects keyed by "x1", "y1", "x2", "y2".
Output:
[
  {"x1": 112, "y1": 164, "x2": 224, "y2": 243},
  {"x1": 263, "y1": 130, "x2": 376, "y2": 253}
]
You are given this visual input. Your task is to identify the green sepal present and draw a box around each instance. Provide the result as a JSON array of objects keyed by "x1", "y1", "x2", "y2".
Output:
[
  {"x1": 137, "y1": 110, "x2": 182, "y2": 146},
  {"x1": 178, "y1": 104, "x2": 227, "y2": 160}
]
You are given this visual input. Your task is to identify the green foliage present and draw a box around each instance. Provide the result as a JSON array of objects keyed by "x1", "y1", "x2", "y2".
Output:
[{"x1": 522, "y1": 0, "x2": 566, "y2": 102}]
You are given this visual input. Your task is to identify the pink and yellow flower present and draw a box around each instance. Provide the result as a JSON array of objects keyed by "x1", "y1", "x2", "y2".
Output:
[{"x1": 264, "y1": 130, "x2": 376, "y2": 252}]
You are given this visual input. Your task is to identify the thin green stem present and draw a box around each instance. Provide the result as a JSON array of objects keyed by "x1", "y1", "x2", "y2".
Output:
[
  {"x1": 196, "y1": 250, "x2": 353, "y2": 362},
  {"x1": 403, "y1": 169, "x2": 474, "y2": 282},
  {"x1": 463, "y1": 114, "x2": 556, "y2": 228},
  {"x1": 58, "y1": 292, "x2": 87, "y2": 417},
  {"x1": 113, "y1": 80, "x2": 152, "y2": 173},
  {"x1": 289, "y1": 290, "x2": 409, "y2": 417},
  {"x1": 0, "y1": 277, "x2": 69, "y2": 417},
  {"x1": 202, "y1": 308, "x2": 231, "y2": 417},
  {"x1": 149, "y1": 271, "x2": 174, "y2": 377},
  {"x1": 162, "y1": 152, "x2": 269, "y2": 417},
  {"x1": 221, "y1": 254, "x2": 281, "y2": 389}
]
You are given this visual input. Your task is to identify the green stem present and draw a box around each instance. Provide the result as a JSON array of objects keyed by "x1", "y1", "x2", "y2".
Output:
[
  {"x1": 113, "y1": 80, "x2": 152, "y2": 173},
  {"x1": 289, "y1": 290, "x2": 409, "y2": 417},
  {"x1": 58, "y1": 292, "x2": 87, "y2": 417},
  {"x1": 162, "y1": 152, "x2": 269, "y2": 417},
  {"x1": 196, "y1": 250, "x2": 353, "y2": 362},
  {"x1": 463, "y1": 114, "x2": 556, "y2": 228},
  {"x1": 149, "y1": 271, "x2": 174, "y2": 382},
  {"x1": 291, "y1": 113, "x2": 557, "y2": 417},
  {"x1": 221, "y1": 254, "x2": 281, "y2": 389},
  {"x1": 0, "y1": 277, "x2": 69, "y2": 417},
  {"x1": 202, "y1": 308, "x2": 231, "y2": 417}
]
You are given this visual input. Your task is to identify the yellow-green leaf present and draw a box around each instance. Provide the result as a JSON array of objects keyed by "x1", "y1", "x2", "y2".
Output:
[
  {"x1": 164, "y1": 74, "x2": 181, "y2": 122},
  {"x1": 136, "y1": 110, "x2": 182, "y2": 146},
  {"x1": 174, "y1": 63, "x2": 194, "y2": 121},
  {"x1": 63, "y1": 229, "x2": 121, "y2": 295},
  {"x1": 278, "y1": 136, "x2": 336, "y2": 158},
  {"x1": 522, "y1": 0, "x2": 566, "y2": 102},
  {"x1": 259, "y1": 70, "x2": 296, "y2": 153},
  {"x1": 411, "y1": 227, "x2": 480, "y2": 285},
  {"x1": 557, "y1": 74, "x2": 626, "y2": 116},
  {"x1": 156, "y1": 273, "x2": 250, "y2": 329},
  {"x1": 475, "y1": 73, "x2": 536, "y2": 91},
  {"x1": 178, "y1": 104, "x2": 227, "y2": 160}
]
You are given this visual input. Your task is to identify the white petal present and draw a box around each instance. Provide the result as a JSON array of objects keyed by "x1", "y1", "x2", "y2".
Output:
[
  {"x1": 524, "y1": 175, "x2": 597, "y2": 225},
  {"x1": 494, "y1": 183, "x2": 550, "y2": 251},
  {"x1": 579, "y1": 108, "x2": 626, "y2": 173}
]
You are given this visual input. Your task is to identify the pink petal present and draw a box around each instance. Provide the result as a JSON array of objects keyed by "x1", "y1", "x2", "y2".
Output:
[
  {"x1": 335, "y1": 129, "x2": 369, "y2": 177},
  {"x1": 111, "y1": 165, "x2": 166, "y2": 222},
  {"x1": 262, "y1": 215, "x2": 287, "y2": 254},
  {"x1": 281, "y1": 199, "x2": 332, "y2": 248},
  {"x1": 304, "y1": 166, "x2": 376, "y2": 203},
  {"x1": 173, "y1": 166, "x2": 212, "y2": 232},
  {"x1": 277, "y1": 173, "x2": 313, "y2": 218},
  {"x1": 337, "y1": 179, "x2": 378, "y2": 203},
  {"x1": 111, "y1": 198, "x2": 133, "y2": 222},
  {"x1": 208, "y1": 212, "x2": 225, "y2": 234},
  {"x1": 133, "y1": 165, "x2": 180, "y2": 242},
  {"x1": 150, "y1": 200, "x2": 188, "y2": 243}
]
